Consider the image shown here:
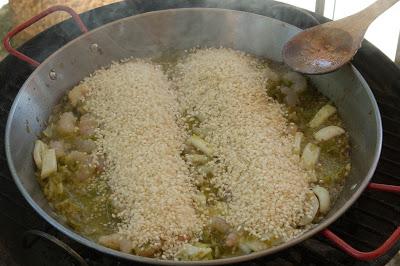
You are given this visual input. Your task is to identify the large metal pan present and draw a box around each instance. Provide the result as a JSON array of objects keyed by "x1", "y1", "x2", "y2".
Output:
[{"x1": 3, "y1": 5, "x2": 400, "y2": 265}]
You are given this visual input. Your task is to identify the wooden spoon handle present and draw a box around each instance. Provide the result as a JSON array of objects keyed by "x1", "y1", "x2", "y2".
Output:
[{"x1": 358, "y1": 0, "x2": 399, "y2": 25}]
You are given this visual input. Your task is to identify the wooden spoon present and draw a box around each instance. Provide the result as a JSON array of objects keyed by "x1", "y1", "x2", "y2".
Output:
[{"x1": 282, "y1": 0, "x2": 399, "y2": 74}]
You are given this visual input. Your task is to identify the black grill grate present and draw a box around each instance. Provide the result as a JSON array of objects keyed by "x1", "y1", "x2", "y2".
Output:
[{"x1": 0, "y1": 1, "x2": 399, "y2": 265}]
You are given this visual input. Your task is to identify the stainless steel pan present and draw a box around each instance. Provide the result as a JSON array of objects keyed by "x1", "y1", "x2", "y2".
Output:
[{"x1": 3, "y1": 5, "x2": 399, "y2": 265}]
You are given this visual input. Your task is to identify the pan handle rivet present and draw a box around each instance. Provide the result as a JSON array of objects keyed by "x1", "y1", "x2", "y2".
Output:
[
  {"x1": 90, "y1": 43, "x2": 99, "y2": 53},
  {"x1": 49, "y1": 70, "x2": 57, "y2": 80}
]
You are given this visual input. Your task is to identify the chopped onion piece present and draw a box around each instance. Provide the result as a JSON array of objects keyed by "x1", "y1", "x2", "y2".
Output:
[
  {"x1": 33, "y1": 140, "x2": 48, "y2": 169},
  {"x1": 293, "y1": 132, "x2": 304, "y2": 155},
  {"x1": 98, "y1": 234, "x2": 120, "y2": 250},
  {"x1": 186, "y1": 154, "x2": 209, "y2": 164},
  {"x1": 298, "y1": 192, "x2": 319, "y2": 226},
  {"x1": 225, "y1": 232, "x2": 239, "y2": 247},
  {"x1": 312, "y1": 186, "x2": 330, "y2": 214},
  {"x1": 195, "y1": 113, "x2": 206, "y2": 122},
  {"x1": 119, "y1": 239, "x2": 133, "y2": 253},
  {"x1": 280, "y1": 86, "x2": 298, "y2": 106},
  {"x1": 175, "y1": 244, "x2": 212, "y2": 260},
  {"x1": 197, "y1": 165, "x2": 214, "y2": 176},
  {"x1": 42, "y1": 125, "x2": 53, "y2": 138},
  {"x1": 301, "y1": 143, "x2": 320, "y2": 169},
  {"x1": 308, "y1": 104, "x2": 337, "y2": 128},
  {"x1": 283, "y1": 71, "x2": 307, "y2": 93},
  {"x1": 314, "y1": 126, "x2": 345, "y2": 142},
  {"x1": 238, "y1": 243, "x2": 252, "y2": 254},
  {"x1": 210, "y1": 217, "x2": 231, "y2": 233},
  {"x1": 192, "y1": 127, "x2": 210, "y2": 138},
  {"x1": 68, "y1": 83, "x2": 89, "y2": 106},
  {"x1": 41, "y1": 149, "x2": 57, "y2": 178},
  {"x1": 240, "y1": 239, "x2": 268, "y2": 252},
  {"x1": 187, "y1": 135, "x2": 214, "y2": 157},
  {"x1": 192, "y1": 128, "x2": 205, "y2": 137}
]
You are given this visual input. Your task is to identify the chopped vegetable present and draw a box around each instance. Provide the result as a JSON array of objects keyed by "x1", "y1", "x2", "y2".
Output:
[
  {"x1": 41, "y1": 149, "x2": 57, "y2": 178},
  {"x1": 283, "y1": 71, "x2": 307, "y2": 93},
  {"x1": 210, "y1": 217, "x2": 231, "y2": 234},
  {"x1": 197, "y1": 165, "x2": 214, "y2": 176},
  {"x1": 175, "y1": 244, "x2": 213, "y2": 260},
  {"x1": 78, "y1": 114, "x2": 97, "y2": 137},
  {"x1": 99, "y1": 235, "x2": 134, "y2": 254},
  {"x1": 68, "y1": 83, "x2": 89, "y2": 106},
  {"x1": 287, "y1": 123, "x2": 298, "y2": 135},
  {"x1": 49, "y1": 140, "x2": 66, "y2": 158},
  {"x1": 135, "y1": 245, "x2": 160, "y2": 257},
  {"x1": 293, "y1": 132, "x2": 304, "y2": 155},
  {"x1": 99, "y1": 233, "x2": 125, "y2": 251},
  {"x1": 74, "y1": 139, "x2": 96, "y2": 153},
  {"x1": 195, "y1": 113, "x2": 206, "y2": 122},
  {"x1": 298, "y1": 192, "x2": 319, "y2": 226},
  {"x1": 187, "y1": 135, "x2": 214, "y2": 157},
  {"x1": 239, "y1": 238, "x2": 268, "y2": 252},
  {"x1": 301, "y1": 143, "x2": 320, "y2": 170},
  {"x1": 119, "y1": 239, "x2": 133, "y2": 253},
  {"x1": 238, "y1": 243, "x2": 252, "y2": 254},
  {"x1": 74, "y1": 164, "x2": 95, "y2": 181},
  {"x1": 308, "y1": 104, "x2": 337, "y2": 128},
  {"x1": 42, "y1": 125, "x2": 54, "y2": 138},
  {"x1": 192, "y1": 127, "x2": 210, "y2": 138},
  {"x1": 65, "y1": 151, "x2": 88, "y2": 165},
  {"x1": 312, "y1": 186, "x2": 330, "y2": 214},
  {"x1": 225, "y1": 232, "x2": 239, "y2": 247},
  {"x1": 280, "y1": 86, "x2": 298, "y2": 106},
  {"x1": 314, "y1": 126, "x2": 345, "y2": 142},
  {"x1": 186, "y1": 154, "x2": 209, "y2": 164},
  {"x1": 278, "y1": 71, "x2": 307, "y2": 107},
  {"x1": 194, "y1": 242, "x2": 211, "y2": 248},
  {"x1": 33, "y1": 140, "x2": 48, "y2": 169},
  {"x1": 44, "y1": 178, "x2": 63, "y2": 199},
  {"x1": 57, "y1": 112, "x2": 77, "y2": 135}
]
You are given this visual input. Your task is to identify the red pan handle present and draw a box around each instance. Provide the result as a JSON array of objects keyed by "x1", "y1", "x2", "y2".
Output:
[
  {"x1": 322, "y1": 182, "x2": 400, "y2": 260},
  {"x1": 2, "y1": 5, "x2": 88, "y2": 67}
]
